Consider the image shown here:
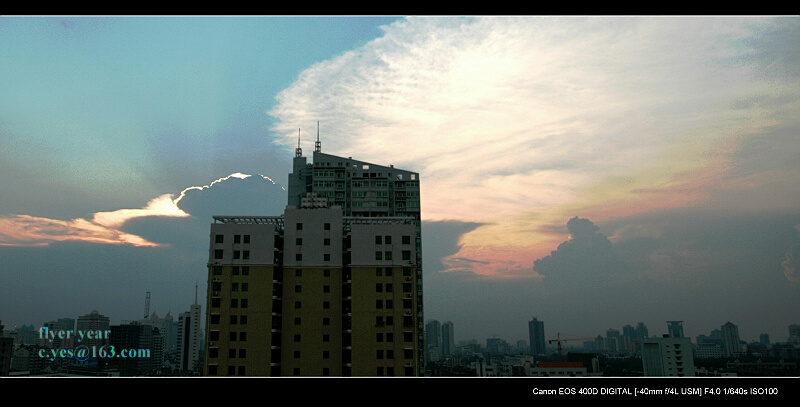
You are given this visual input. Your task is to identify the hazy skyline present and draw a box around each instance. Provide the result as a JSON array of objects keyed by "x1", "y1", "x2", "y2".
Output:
[{"x1": 2, "y1": 16, "x2": 798, "y2": 344}]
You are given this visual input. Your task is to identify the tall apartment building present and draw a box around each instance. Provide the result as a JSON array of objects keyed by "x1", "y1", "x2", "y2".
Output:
[
  {"x1": 177, "y1": 302, "x2": 202, "y2": 373},
  {"x1": 441, "y1": 321, "x2": 455, "y2": 357},
  {"x1": 642, "y1": 335, "x2": 695, "y2": 376},
  {"x1": 528, "y1": 317, "x2": 546, "y2": 356},
  {"x1": 204, "y1": 138, "x2": 422, "y2": 376}
]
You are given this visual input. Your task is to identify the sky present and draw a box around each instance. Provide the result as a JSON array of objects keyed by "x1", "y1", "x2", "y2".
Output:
[{"x1": 1, "y1": 16, "x2": 799, "y2": 346}]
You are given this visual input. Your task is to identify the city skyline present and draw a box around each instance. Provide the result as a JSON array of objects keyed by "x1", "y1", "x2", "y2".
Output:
[{"x1": 2, "y1": 16, "x2": 799, "y2": 344}]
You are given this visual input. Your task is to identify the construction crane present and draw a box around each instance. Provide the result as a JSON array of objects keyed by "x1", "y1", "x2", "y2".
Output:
[{"x1": 548, "y1": 333, "x2": 597, "y2": 362}]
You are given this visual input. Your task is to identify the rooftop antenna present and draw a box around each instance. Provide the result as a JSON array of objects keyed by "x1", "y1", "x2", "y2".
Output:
[
  {"x1": 144, "y1": 291, "x2": 150, "y2": 318},
  {"x1": 194, "y1": 281, "x2": 198, "y2": 306},
  {"x1": 315, "y1": 121, "x2": 321, "y2": 153},
  {"x1": 295, "y1": 128, "x2": 302, "y2": 158}
]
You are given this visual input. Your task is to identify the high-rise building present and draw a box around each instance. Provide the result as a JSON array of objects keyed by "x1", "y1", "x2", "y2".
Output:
[
  {"x1": 642, "y1": 335, "x2": 695, "y2": 376},
  {"x1": 76, "y1": 310, "x2": 110, "y2": 348},
  {"x1": 426, "y1": 320, "x2": 441, "y2": 363},
  {"x1": 441, "y1": 321, "x2": 455, "y2": 357},
  {"x1": 177, "y1": 301, "x2": 202, "y2": 373},
  {"x1": 721, "y1": 321, "x2": 740, "y2": 357},
  {"x1": 204, "y1": 139, "x2": 422, "y2": 376},
  {"x1": 528, "y1": 317, "x2": 546, "y2": 356}
]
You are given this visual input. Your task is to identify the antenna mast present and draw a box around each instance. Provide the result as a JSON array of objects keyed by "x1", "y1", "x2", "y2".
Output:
[
  {"x1": 315, "y1": 121, "x2": 321, "y2": 153},
  {"x1": 144, "y1": 291, "x2": 151, "y2": 318},
  {"x1": 295, "y1": 128, "x2": 302, "y2": 157}
]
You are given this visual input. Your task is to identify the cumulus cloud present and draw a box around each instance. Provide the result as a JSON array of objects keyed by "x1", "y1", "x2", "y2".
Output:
[{"x1": 533, "y1": 217, "x2": 616, "y2": 284}]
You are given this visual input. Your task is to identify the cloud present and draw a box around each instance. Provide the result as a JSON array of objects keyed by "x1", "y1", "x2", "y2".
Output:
[
  {"x1": 268, "y1": 17, "x2": 800, "y2": 277},
  {"x1": 0, "y1": 173, "x2": 253, "y2": 247},
  {"x1": 533, "y1": 216, "x2": 616, "y2": 284}
]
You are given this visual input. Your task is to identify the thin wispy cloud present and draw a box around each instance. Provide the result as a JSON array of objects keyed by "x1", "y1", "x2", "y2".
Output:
[
  {"x1": 0, "y1": 173, "x2": 255, "y2": 247},
  {"x1": 270, "y1": 16, "x2": 800, "y2": 278}
]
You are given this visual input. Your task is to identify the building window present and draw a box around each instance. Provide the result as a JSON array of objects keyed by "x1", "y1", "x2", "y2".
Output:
[
  {"x1": 323, "y1": 350, "x2": 330, "y2": 359},
  {"x1": 232, "y1": 283, "x2": 239, "y2": 292},
  {"x1": 323, "y1": 334, "x2": 330, "y2": 342},
  {"x1": 242, "y1": 283, "x2": 248, "y2": 292},
  {"x1": 210, "y1": 314, "x2": 220, "y2": 324},
  {"x1": 229, "y1": 349, "x2": 237, "y2": 358},
  {"x1": 243, "y1": 250, "x2": 250, "y2": 260},
  {"x1": 324, "y1": 238, "x2": 330, "y2": 246},
  {"x1": 243, "y1": 235, "x2": 250, "y2": 244},
  {"x1": 402, "y1": 235, "x2": 411, "y2": 245},
  {"x1": 324, "y1": 269, "x2": 330, "y2": 277},
  {"x1": 233, "y1": 251, "x2": 240, "y2": 259},
  {"x1": 323, "y1": 285, "x2": 330, "y2": 293},
  {"x1": 231, "y1": 299, "x2": 238, "y2": 308},
  {"x1": 376, "y1": 267, "x2": 382, "y2": 276},
  {"x1": 230, "y1": 315, "x2": 238, "y2": 324},
  {"x1": 234, "y1": 235, "x2": 241, "y2": 244},
  {"x1": 209, "y1": 348, "x2": 219, "y2": 358},
  {"x1": 376, "y1": 300, "x2": 383, "y2": 309},
  {"x1": 295, "y1": 301, "x2": 302, "y2": 309},
  {"x1": 296, "y1": 253, "x2": 302, "y2": 261},
  {"x1": 403, "y1": 267, "x2": 411, "y2": 276},
  {"x1": 296, "y1": 238, "x2": 303, "y2": 245},
  {"x1": 324, "y1": 253, "x2": 330, "y2": 261},
  {"x1": 232, "y1": 266, "x2": 240, "y2": 275},
  {"x1": 386, "y1": 268, "x2": 393, "y2": 277},
  {"x1": 215, "y1": 235, "x2": 224, "y2": 244},
  {"x1": 386, "y1": 283, "x2": 393, "y2": 293},
  {"x1": 375, "y1": 236, "x2": 382, "y2": 245},
  {"x1": 242, "y1": 266, "x2": 249, "y2": 275},
  {"x1": 403, "y1": 250, "x2": 411, "y2": 261},
  {"x1": 377, "y1": 350, "x2": 384, "y2": 359},
  {"x1": 239, "y1": 332, "x2": 247, "y2": 341},
  {"x1": 324, "y1": 223, "x2": 331, "y2": 230},
  {"x1": 211, "y1": 298, "x2": 220, "y2": 308},
  {"x1": 375, "y1": 251, "x2": 382, "y2": 261},
  {"x1": 295, "y1": 285, "x2": 302, "y2": 293},
  {"x1": 377, "y1": 367, "x2": 384, "y2": 376},
  {"x1": 296, "y1": 223, "x2": 303, "y2": 231},
  {"x1": 210, "y1": 331, "x2": 220, "y2": 341},
  {"x1": 214, "y1": 249, "x2": 223, "y2": 259},
  {"x1": 404, "y1": 349, "x2": 413, "y2": 359},
  {"x1": 385, "y1": 251, "x2": 392, "y2": 260},
  {"x1": 404, "y1": 332, "x2": 413, "y2": 342},
  {"x1": 294, "y1": 351, "x2": 301, "y2": 359},
  {"x1": 385, "y1": 236, "x2": 392, "y2": 244},
  {"x1": 295, "y1": 269, "x2": 302, "y2": 277},
  {"x1": 386, "y1": 300, "x2": 393, "y2": 309},
  {"x1": 376, "y1": 283, "x2": 383, "y2": 293},
  {"x1": 240, "y1": 315, "x2": 247, "y2": 324},
  {"x1": 323, "y1": 318, "x2": 330, "y2": 326},
  {"x1": 377, "y1": 333, "x2": 383, "y2": 342},
  {"x1": 376, "y1": 316, "x2": 384, "y2": 326},
  {"x1": 213, "y1": 266, "x2": 222, "y2": 275},
  {"x1": 238, "y1": 366, "x2": 246, "y2": 376},
  {"x1": 403, "y1": 283, "x2": 412, "y2": 293},
  {"x1": 387, "y1": 367, "x2": 394, "y2": 376}
]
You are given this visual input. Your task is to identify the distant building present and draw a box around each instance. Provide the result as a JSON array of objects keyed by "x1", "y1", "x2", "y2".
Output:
[
  {"x1": 667, "y1": 321, "x2": 684, "y2": 338},
  {"x1": 441, "y1": 321, "x2": 455, "y2": 357},
  {"x1": 721, "y1": 322, "x2": 741, "y2": 357},
  {"x1": 528, "y1": 317, "x2": 546, "y2": 356},
  {"x1": 426, "y1": 320, "x2": 442, "y2": 362},
  {"x1": 76, "y1": 311, "x2": 110, "y2": 348},
  {"x1": 642, "y1": 336, "x2": 695, "y2": 376},
  {"x1": 177, "y1": 303, "x2": 202, "y2": 373}
]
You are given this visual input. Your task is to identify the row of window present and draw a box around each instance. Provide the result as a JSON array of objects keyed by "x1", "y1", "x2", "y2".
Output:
[
  {"x1": 214, "y1": 234, "x2": 251, "y2": 244},
  {"x1": 212, "y1": 266, "x2": 250, "y2": 276},
  {"x1": 213, "y1": 249, "x2": 250, "y2": 260},
  {"x1": 295, "y1": 222, "x2": 331, "y2": 231},
  {"x1": 206, "y1": 365, "x2": 245, "y2": 376},
  {"x1": 375, "y1": 251, "x2": 413, "y2": 261}
]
